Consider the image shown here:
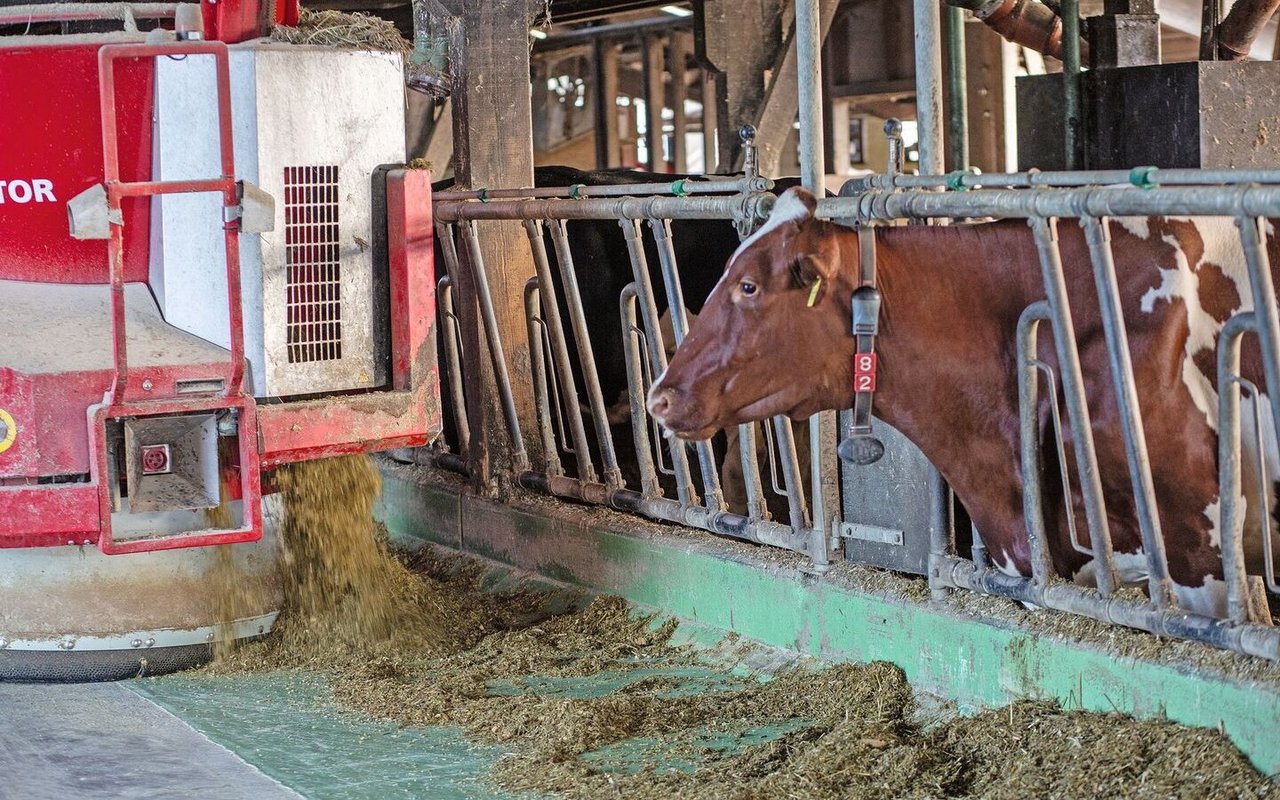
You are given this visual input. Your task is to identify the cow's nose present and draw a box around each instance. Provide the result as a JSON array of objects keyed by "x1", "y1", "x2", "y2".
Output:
[{"x1": 647, "y1": 386, "x2": 676, "y2": 421}]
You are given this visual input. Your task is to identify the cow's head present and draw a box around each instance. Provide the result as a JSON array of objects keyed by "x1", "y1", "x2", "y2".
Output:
[{"x1": 647, "y1": 187, "x2": 855, "y2": 439}]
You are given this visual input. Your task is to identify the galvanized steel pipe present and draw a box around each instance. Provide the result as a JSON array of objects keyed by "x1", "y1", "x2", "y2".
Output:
[
  {"x1": 548, "y1": 219, "x2": 623, "y2": 487},
  {"x1": 1216, "y1": 312, "x2": 1259, "y2": 624},
  {"x1": 913, "y1": 0, "x2": 946, "y2": 175},
  {"x1": 820, "y1": 184, "x2": 1280, "y2": 221},
  {"x1": 1081, "y1": 217, "x2": 1175, "y2": 607},
  {"x1": 457, "y1": 221, "x2": 530, "y2": 472},
  {"x1": 845, "y1": 167, "x2": 1280, "y2": 192},
  {"x1": 796, "y1": 0, "x2": 827, "y2": 192},
  {"x1": 435, "y1": 176, "x2": 772, "y2": 202},
  {"x1": 945, "y1": 4, "x2": 970, "y2": 171},
  {"x1": 435, "y1": 192, "x2": 775, "y2": 224},
  {"x1": 1061, "y1": 0, "x2": 1081, "y2": 170},
  {"x1": 522, "y1": 220, "x2": 597, "y2": 483},
  {"x1": 516, "y1": 472, "x2": 812, "y2": 553},
  {"x1": 933, "y1": 554, "x2": 1280, "y2": 661},
  {"x1": 1016, "y1": 302, "x2": 1058, "y2": 589},
  {"x1": 523, "y1": 280, "x2": 565, "y2": 476},
  {"x1": 1029, "y1": 217, "x2": 1120, "y2": 596}
]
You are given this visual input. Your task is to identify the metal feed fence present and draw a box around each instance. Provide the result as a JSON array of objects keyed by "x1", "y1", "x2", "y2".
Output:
[
  {"x1": 820, "y1": 131, "x2": 1280, "y2": 660},
  {"x1": 417, "y1": 151, "x2": 1280, "y2": 662},
  {"x1": 425, "y1": 151, "x2": 832, "y2": 565}
]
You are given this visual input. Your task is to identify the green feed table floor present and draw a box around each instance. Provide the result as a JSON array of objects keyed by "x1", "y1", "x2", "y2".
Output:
[{"x1": 0, "y1": 632, "x2": 791, "y2": 799}]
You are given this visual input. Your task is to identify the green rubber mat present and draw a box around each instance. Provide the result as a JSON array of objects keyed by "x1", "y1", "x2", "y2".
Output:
[{"x1": 129, "y1": 672, "x2": 522, "y2": 800}]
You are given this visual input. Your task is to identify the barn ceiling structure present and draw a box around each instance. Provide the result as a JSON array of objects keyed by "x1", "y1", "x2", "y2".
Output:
[{"x1": 400, "y1": 0, "x2": 1280, "y2": 187}]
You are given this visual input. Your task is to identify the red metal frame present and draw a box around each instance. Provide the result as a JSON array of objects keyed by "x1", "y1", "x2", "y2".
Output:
[
  {"x1": 94, "y1": 41, "x2": 261, "y2": 553},
  {"x1": 0, "y1": 38, "x2": 438, "y2": 552},
  {"x1": 90, "y1": 396, "x2": 262, "y2": 555},
  {"x1": 256, "y1": 168, "x2": 441, "y2": 466}
]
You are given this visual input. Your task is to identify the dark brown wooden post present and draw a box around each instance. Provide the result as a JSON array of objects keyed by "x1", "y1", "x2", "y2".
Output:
[
  {"x1": 668, "y1": 31, "x2": 691, "y2": 173},
  {"x1": 447, "y1": 0, "x2": 538, "y2": 491},
  {"x1": 594, "y1": 39, "x2": 621, "y2": 169},
  {"x1": 643, "y1": 33, "x2": 667, "y2": 171}
]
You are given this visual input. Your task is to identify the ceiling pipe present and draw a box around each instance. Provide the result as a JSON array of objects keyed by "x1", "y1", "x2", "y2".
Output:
[{"x1": 946, "y1": 0, "x2": 1089, "y2": 61}]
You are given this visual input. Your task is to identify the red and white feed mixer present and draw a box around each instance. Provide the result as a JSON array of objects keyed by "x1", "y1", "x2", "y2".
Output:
[{"x1": 0, "y1": 1, "x2": 439, "y2": 680}]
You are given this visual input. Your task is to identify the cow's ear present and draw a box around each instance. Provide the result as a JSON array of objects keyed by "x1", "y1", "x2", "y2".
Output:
[{"x1": 789, "y1": 252, "x2": 838, "y2": 293}]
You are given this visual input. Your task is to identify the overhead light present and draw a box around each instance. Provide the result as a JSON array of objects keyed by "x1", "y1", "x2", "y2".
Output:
[
  {"x1": 661, "y1": 5, "x2": 693, "y2": 17},
  {"x1": 529, "y1": 28, "x2": 548, "y2": 39}
]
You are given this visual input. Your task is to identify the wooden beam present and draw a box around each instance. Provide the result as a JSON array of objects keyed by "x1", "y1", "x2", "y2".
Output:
[
  {"x1": 448, "y1": 0, "x2": 537, "y2": 487},
  {"x1": 668, "y1": 31, "x2": 691, "y2": 173},
  {"x1": 642, "y1": 33, "x2": 666, "y2": 171},
  {"x1": 700, "y1": 67, "x2": 719, "y2": 172},
  {"x1": 960, "y1": 21, "x2": 1018, "y2": 173},
  {"x1": 698, "y1": 0, "x2": 787, "y2": 172},
  {"x1": 753, "y1": 0, "x2": 841, "y2": 179},
  {"x1": 593, "y1": 40, "x2": 621, "y2": 168}
]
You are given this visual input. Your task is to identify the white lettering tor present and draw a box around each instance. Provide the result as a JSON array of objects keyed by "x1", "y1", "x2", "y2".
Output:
[
  {"x1": 0, "y1": 179, "x2": 57, "y2": 203},
  {"x1": 8, "y1": 180, "x2": 31, "y2": 203}
]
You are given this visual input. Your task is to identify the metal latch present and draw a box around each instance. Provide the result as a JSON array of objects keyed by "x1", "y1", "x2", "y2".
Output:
[{"x1": 839, "y1": 522, "x2": 904, "y2": 547}]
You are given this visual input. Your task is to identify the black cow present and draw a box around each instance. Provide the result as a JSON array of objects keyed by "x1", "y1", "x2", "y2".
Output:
[
  {"x1": 432, "y1": 166, "x2": 756, "y2": 413},
  {"x1": 430, "y1": 166, "x2": 814, "y2": 521}
]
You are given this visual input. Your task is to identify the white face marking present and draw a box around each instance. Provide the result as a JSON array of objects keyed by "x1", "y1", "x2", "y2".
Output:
[
  {"x1": 713, "y1": 190, "x2": 813, "y2": 304},
  {"x1": 1136, "y1": 217, "x2": 1249, "y2": 431}
]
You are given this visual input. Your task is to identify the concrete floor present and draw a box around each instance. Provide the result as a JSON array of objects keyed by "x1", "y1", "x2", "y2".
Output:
[{"x1": 0, "y1": 674, "x2": 516, "y2": 800}]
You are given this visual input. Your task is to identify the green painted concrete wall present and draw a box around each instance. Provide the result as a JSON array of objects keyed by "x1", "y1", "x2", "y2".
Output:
[{"x1": 376, "y1": 469, "x2": 1280, "y2": 776}]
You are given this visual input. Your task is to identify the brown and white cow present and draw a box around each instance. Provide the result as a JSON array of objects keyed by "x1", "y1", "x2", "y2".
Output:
[{"x1": 648, "y1": 187, "x2": 1279, "y2": 617}]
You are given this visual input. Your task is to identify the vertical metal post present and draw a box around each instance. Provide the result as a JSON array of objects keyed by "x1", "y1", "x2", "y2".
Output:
[
  {"x1": 944, "y1": 4, "x2": 969, "y2": 171},
  {"x1": 524, "y1": 280, "x2": 564, "y2": 476},
  {"x1": 1028, "y1": 217, "x2": 1119, "y2": 596},
  {"x1": 1217, "y1": 312, "x2": 1259, "y2": 624},
  {"x1": 521, "y1": 219, "x2": 597, "y2": 483},
  {"x1": 459, "y1": 220, "x2": 530, "y2": 472},
  {"x1": 796, "y1": 0, "x2": 826, "y2": 190},
  {"x1": 620, "y1": 219, "x2": 698, "y2": 506},
  {"x1": 738, "y1": 423, "x2": 769, "y2": 521},
  {"x1": 649, "y1": 218, "x2": 725, "y2": 510},
  {"x1": 1080, "y1": 217, "x2": 1174, "y2": 607},
  {"x1": 1017, "y1": 302, "x2": 1059, "y2": 588},
  {"x1": 1062, "y1": 0, "x2": 1082, "y2": 169},
  {"x1": 621, "y1": 286, "x2": 661, "y2": 497},
  {"x1": 437, "y1": 276, "x2": 470, "y2": 453},
  {"x1": 796, "y1": 0, "x2": 837, "y2": 567},
  {"x1": 1237, "y1": 216, "x2": 1280, "y2": 450},
  {"x1": 547, "y1": 220, "x2": 623, "y2": 487},
  {"x1": 773, "y1": 417, "x2": 812, "y2": 532},
  {"x1": 913, "y1": 0, "x2": 945, "y2": 175}
]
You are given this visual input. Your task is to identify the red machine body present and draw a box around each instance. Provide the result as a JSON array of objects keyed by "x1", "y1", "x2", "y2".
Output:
[{"x1": 0, "y1": 7, "x2": 438, "y2": 553}]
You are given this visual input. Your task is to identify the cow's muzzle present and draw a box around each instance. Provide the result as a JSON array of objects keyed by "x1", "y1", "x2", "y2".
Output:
[{"x1": 646, "y1": 386, "x2": 676, "y2": 424}]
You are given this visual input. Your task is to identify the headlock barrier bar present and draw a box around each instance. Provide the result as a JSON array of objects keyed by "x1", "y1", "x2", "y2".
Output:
[{"x1": 426, "y1": 166, "x2": 1280, "y2": 662}]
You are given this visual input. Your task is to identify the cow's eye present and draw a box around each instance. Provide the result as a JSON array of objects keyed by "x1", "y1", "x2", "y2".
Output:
[{"x1": 740, "y1": 281, "x2": 758, "y2": 297}]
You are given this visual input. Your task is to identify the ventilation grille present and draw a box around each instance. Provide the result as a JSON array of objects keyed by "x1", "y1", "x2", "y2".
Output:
[{"x1": 284, "y1": 165, "x2": 342, "y2": 363}]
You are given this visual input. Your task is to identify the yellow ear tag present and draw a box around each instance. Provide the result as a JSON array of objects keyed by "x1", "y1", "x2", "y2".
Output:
[{"x1": 806, "y1": 277, "x2": 822, "y2": 307}]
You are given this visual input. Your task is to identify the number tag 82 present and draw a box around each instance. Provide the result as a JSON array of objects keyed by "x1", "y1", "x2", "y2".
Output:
[{"x1": 853, "y1": 352, "x2": 877, "y2": 393}]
